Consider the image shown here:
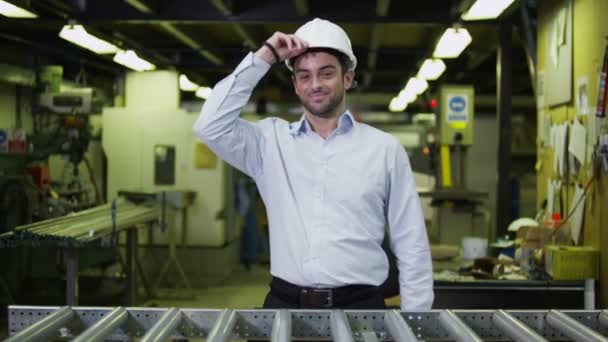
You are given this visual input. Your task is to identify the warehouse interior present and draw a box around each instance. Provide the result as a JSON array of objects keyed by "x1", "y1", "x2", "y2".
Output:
[{"x1": 1, "y1": 0, "x2": 608, "y2": 340}]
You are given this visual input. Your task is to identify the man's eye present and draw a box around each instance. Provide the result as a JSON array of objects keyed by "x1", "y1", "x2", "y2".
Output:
[
  {"x1": 322, "y1": 72, "x2": 333, "y2": 78},
  {"x1": 299, "y1": 75, "x2": 310, "y2": 81}
]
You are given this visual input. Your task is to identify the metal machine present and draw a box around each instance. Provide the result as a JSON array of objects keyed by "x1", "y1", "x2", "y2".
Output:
[
  {"x1": 422, "y1": 85, "x2": 489, "y2": 246},
  {"x1": 5, "y1": 306, "x2": 608, "y2": 341}
]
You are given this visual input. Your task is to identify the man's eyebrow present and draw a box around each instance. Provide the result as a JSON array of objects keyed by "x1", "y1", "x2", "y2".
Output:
[{"x1": 295, "y1": 64, "x2": 337, "y2": 73}]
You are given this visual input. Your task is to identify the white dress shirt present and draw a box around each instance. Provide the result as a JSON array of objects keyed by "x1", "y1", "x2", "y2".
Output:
[{"x1": 193, "y1": 52, "x2": 434, "y2": 311}]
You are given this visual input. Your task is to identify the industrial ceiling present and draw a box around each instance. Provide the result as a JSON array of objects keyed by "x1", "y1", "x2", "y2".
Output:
[{"x1": 0, "y1": 0, "x2": 537, "y2": 111}]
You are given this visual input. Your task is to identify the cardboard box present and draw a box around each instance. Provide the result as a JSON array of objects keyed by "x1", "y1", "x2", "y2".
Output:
[{"x1": 545, "y1": 245, "x2": 599, "y2": 280}]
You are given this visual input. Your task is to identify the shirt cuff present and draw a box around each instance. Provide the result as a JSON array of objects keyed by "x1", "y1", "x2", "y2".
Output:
[{"x1": 233, "y1": 52, "x2": 272, "y2": 86}]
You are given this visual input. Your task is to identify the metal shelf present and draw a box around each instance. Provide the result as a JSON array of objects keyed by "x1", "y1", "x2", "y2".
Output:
[{"x1": 5, "y1": 306, "x2": 608, "y2": 341}]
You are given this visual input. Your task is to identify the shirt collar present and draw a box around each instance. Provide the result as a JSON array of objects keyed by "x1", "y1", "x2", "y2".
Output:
[{"x1": 289, "y1": 110, "x2": 356, "y2": 136}]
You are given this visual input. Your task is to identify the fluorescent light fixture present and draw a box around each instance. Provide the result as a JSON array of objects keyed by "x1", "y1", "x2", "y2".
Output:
[
  {"x1": 196, "y1": 87, "x2": 212, "y2": 100},
  {"x1": 461, "y1": 0, "x2": 515, "y2": 21},
  {"x1": 59, "y1": 25, "x2": 120, "y2": 54},
  {"x1": 113, "y1": 50, "x2": 155, "y2": 72},
  {"x1": 433, "y1": 28, "x2": 472, "y2": 59},
  {"x1": 0, "y1": 0, "x2": 37, "y2": 18},
  {"x1": 389, "y1": 97, "x2": 408, "y2": 112},
  {"x1": 180, "y1": 75, "x2": 199, "y2": 91},
  {"x1": 417, "y1": 59, "x2": 446, "y2": 80},
  {"x1": 398, "y1": 89, "x2": 417, "y2": 104},
  {"x1": 405, "y1": 77, "x2": 428, "y2": 95}
]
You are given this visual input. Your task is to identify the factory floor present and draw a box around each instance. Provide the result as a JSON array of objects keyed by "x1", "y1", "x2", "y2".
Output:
[{"x1": 144, "y1": 263, "x2": 272, "y2": 309}]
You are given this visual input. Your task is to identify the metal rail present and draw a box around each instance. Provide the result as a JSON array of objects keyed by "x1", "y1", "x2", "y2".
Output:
[
  {"x1": 271, "y1": 309, "x2": 292, "y2": 342},
  {"x1": 546, "y1": 310, "x2": 608, "y2": 342},
  {"x1": 492, "y1": 310, "x2": 547, "y2": 342},
  {"x1": 207, "y1": 309, "x2": 238, "y2": 342},
  {"x1": 6, "y1": 306, "x2": 608, "y2": 341},
  {"x1": 4, "y1": 306, "x2": 74, "y2": 342},
  {"x1": 0, "y1": 198, "x2": 159, "y2": 247},
  {"x1": 140, "y1": 307, "x2": 182, "y2": 342},
  {"x1": 330, "y1": 310, "x2": 355, "y2": 342},
  {"x1": 438, "y1": 310, "x2": 484, "y2": 342},
  {"x1": 384, "y1": 310, "x2": 419, "y2": 342},
  {"x1": 72, "y1": 307, "x2": 128, "y2": 342}
]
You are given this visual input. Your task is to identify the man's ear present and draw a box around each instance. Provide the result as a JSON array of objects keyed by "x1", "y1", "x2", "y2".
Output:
[{"x1": 344, "y1": 69, "x2": 355, "y2": 90}]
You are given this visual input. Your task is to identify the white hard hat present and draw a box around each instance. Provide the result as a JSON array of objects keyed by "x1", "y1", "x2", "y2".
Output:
[{"x1": 285, "y1": 18, "x2": 357, "y2": 71}]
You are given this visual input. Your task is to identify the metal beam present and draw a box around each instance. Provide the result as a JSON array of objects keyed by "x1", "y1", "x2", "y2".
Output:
[
  {"x1": 362, "y1": 0, "x2": 390, "y2": 89},
  {"x1": 14, "y1": 0, "x2": 459, "y2": 25},
  {"x1": 123, "y1": 0, "x2": 156, "y2": 13},
  {"x1": 546, "y1": 310, "x2": 608, "y2": 342},
  {"x1": 208, "y1": 0, "x2": 289, "y2": 86},
  {"x1": 330, "y1": 310, "x2": 354, "y2": 342},
  {"x1": 384, "y1": 310, "x2": 418, "y2": 342},
  {"x1": 496, "y1": 21, "x2": 512, "y2": 238},
  {"x1": 492, "y1": 310, "x2": 547, "y2": 342},
  {"x1": 362, "y1": 24, "x2": 384, "y2": 89},
  {"x1": 158, "y1": 22, "x2": 223, "y2": 66},
  {"x1": 361, "y1": 331, "x2": 380, "y2": 342},
  {"x1": 112, "y1": 31, "x2": 175, "y2": 67},
  {"x1": 271, "y1": 309, "x2": 292, "y2": 342},
  {"x1": 73, "y1": 307, "x2": 128, "y2": 342},
  {"x1": 600, "y1": 311, "x2": 608, "y2": 328},
  {"x1": 207, "y1": 309, "x2": 238, "y2": 342},
  {"x1": 5, "y1": 306, "x2": 74, "y2": 342},
  {"x1": 141, "y1": 308, "x2": 183, "y2": 342},
  {"x1": 438, "y1": 310, "x2": 483, "y2": 342}
]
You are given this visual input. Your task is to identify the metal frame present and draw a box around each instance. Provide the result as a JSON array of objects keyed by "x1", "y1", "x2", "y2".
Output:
[{"x1": 6, "y1": 306, "x2": 608, "y2": 341}]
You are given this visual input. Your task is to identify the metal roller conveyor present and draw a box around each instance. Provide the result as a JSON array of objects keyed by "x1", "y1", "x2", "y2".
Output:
[
  {"x1": 6, "y1": 306, "x2": 608, "y2": 341},
  {"x1": 438, "y1": 309, "x2": 484, "y2": 342},
  {"x1": 330, "y1": 310, "x2": 355, "y2": 342},
  {"x1": 271, "y1": 309, "x2": 292, "y2": 342},
  {"x1": 492, "y1": 310, "x2": 547, "y2": 342},
  {"x1": 546, "y1": 310, "x2": 608, "y2": 342},
  {"x1": 384, "y1": 310, "x2": 419, "y2": 342},
  {"x1": 4, "y1": 306, "x2": 74, "y2": 342},
  {"x1": 72, "y1": 307, "x2": 128, "y2": 342},
  {"x1": 207, "y1": 309, "x2": 238, "y2": 342},
  {"x1": 140, "y1": 307, "x2": 182, "y2": 342}
]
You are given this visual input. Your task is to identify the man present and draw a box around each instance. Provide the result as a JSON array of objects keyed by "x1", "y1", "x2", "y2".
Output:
[{"x1": 193, "y1": 18, "x2": 433, "y2": 311}]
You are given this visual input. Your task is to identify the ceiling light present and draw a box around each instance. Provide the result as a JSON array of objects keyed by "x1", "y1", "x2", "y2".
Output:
[
  {"x1": 433, "y1": 28, "x2": 472, "y2": 59},
  {"x1": 196, "y1": 87, "x2": 212, "y2": 100},
  {"x1": 398, "y1": 89, "x2": 417, "y2": 104},
  {"x1": 59, "y1": 25, "x2": 120, "y2": 54},
  {"x1": 389, "y1": 97, "x2": 408, "y2": 112},
  {"x1": 180, "y1": 75, "x2": 199, "y2": 91},
  {"x1": 113, "y1": 50, "x2": 155, "y2": 72},
  {"x1": 417, "y1": 59, "x2": 446, "y2": 81},
  {"x1": 0, "y1": 0, "x2": 37, "y2": 18},
  {"x1": 405, "y1": 77, "x2": 428, "y2": 95},
  {"x1": 461, "y1": 0, "x2": 515, "y2": 21}
]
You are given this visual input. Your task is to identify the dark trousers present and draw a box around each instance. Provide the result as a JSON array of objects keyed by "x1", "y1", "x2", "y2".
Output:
[{"x1": 262, "y1": 277, "x2": 386, "y2": 309}]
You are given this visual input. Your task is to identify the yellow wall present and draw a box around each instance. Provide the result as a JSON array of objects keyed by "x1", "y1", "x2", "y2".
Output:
[{"x1": 537, "y1": 0, "x2": 608, "y2": 307}]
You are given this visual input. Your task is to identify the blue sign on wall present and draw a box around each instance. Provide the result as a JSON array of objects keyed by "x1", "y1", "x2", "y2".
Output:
[{"x1": 447, "y1": 94, "x2": 468, "y2": 123}]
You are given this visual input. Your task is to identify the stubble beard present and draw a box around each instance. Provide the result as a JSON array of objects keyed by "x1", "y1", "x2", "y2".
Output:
[{"x1": 300, "y1": 84, "x2": 345, "y2": 119}]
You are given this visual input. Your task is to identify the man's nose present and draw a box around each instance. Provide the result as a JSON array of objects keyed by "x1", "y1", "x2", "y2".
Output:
[{"x1": 311, "y1": 75, "x2": 322, "y2": 89}]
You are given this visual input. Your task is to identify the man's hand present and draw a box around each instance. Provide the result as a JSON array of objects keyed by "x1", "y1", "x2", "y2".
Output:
[{"x1": 255, "y1": 32, "x2": 309, "y2": 64}]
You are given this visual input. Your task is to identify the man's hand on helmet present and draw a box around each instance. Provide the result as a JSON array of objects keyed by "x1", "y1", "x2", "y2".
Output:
[{"x1": 255, "y1": 32, "x2": 309, "y2": 65}]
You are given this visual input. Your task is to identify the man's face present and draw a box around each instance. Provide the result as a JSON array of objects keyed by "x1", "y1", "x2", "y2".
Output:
[{"x1": 292, "y1": 52, "x2": 354, "y2": 118}]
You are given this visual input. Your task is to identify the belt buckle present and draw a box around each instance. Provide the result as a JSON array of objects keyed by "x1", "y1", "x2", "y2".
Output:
[{"x1": 311, "y1": 288, "x2": 333, "y2": 308}]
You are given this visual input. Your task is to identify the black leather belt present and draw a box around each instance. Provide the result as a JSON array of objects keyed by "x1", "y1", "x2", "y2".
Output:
[{"x1": 270, "y1": 277, "x2": 379, "y2": 308}]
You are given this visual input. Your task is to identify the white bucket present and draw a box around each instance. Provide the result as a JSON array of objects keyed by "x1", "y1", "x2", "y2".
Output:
[{"x1": 461, "y1": 237, "x2": 488, "y2": 260}]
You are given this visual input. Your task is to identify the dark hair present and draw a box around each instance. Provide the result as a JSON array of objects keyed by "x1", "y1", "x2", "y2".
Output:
[{"x1": 290, "y1": 47, "x2": 353, "y2": 74}]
